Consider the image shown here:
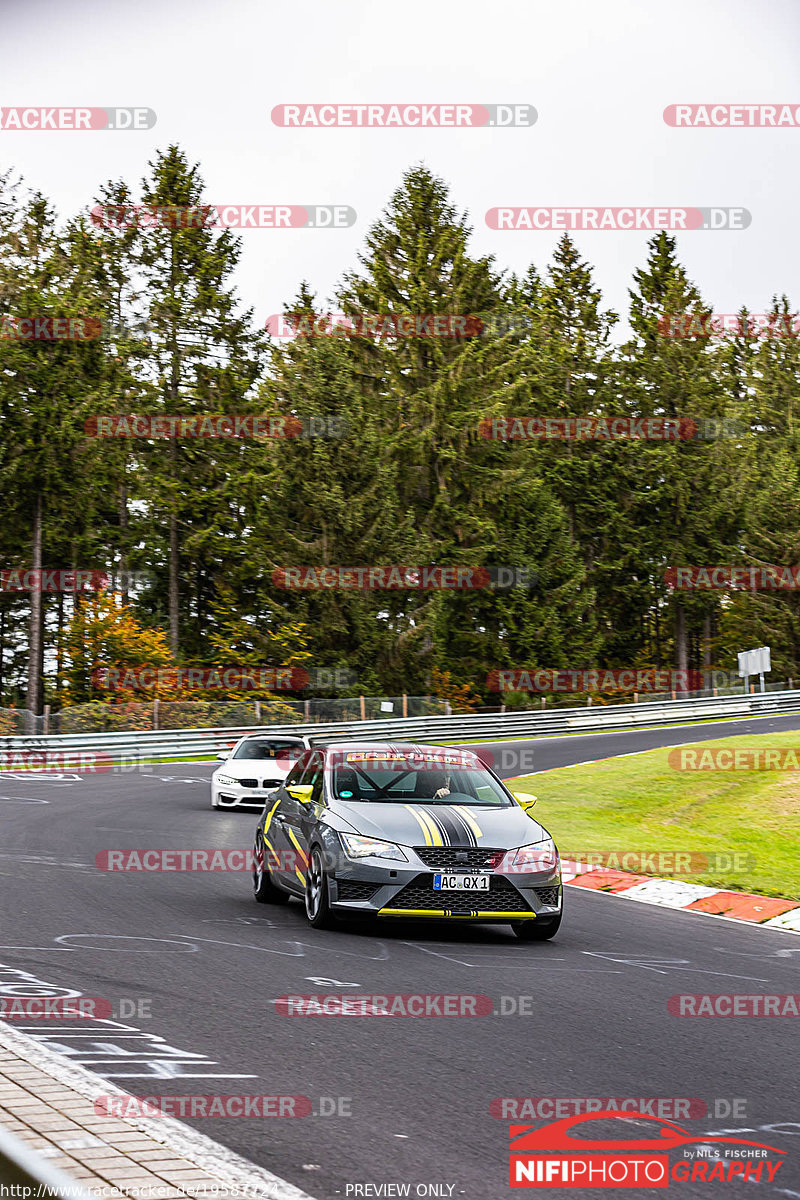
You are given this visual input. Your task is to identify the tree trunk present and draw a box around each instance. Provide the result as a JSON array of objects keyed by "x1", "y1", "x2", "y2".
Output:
[
  {"x1": 168, "y1": 248, "x2": 180, "y2": 658},
  {"x1": 702, "y1": 610, "x2": 712, "y2": 688},
  {"x1": 56, "y1": 591, "x2": 64, "y2": 699},
  {"x1": 120, "y1": 476, "x2": 129, "y2": 606},
  {"x1": 169, "y1": 470, "x2": 179, "y2": 657},
  {"x1": 37, "y1": 600, "x2": 45, "y2": 713},
  {"x1": 674, "y1": 601, "x2": 688, "y2": 688},
  {"x1": 26, "y1": 493, "x2": 43, "y2": 714},
  {"x1": 654, "y1": 608, "x2": 661, "y2": 667}
]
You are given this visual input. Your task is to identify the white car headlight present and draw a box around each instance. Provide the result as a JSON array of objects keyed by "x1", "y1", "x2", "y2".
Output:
[
  {"x1": 340, "y1": 833, "x2": 408, "y2": 861},
  {"x1": 215, "y1": 774, "x2": 238, "y2": 787},
  {"x1": 501, "y1": 838, "x2": 558, "y2": 873}
]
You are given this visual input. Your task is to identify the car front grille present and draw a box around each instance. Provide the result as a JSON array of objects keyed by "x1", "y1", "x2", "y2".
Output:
[
  {"x1": 414, "y1": 847, "x2": 506, "y2": 871},
  {"x1": 262, "y1": 778, "x2": 282, "y2": 789},
  {"x1": 388, "y1": 875, "x2": 531, "y2": 914},
  {"x1": 336, "y1": 880, "x2": 378, "y2": 902},
  {"x1": 239, "y1": 779, "x2": 258, "y2": 788},
  {"x1": 533, "y1": 885, "x2": 561, "y2": 906}
]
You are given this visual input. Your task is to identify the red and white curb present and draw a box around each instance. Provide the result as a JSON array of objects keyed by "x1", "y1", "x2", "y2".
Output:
[{"x1": 561, "y1": 860, "x2": 800, "y2": 933}]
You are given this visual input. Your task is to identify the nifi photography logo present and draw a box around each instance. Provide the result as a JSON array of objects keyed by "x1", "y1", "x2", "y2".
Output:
[{"x1": 508, "y1": 1111, "x2": 784, "y2": 1188}]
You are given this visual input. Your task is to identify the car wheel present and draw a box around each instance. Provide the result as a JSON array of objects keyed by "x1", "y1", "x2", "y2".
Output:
[
  {"x1": 511, "y1": 912, "x2": 562, "y2": 941},
  {"x1": 304, "y1": 845, "x2": 336, "y2": 929},
  {"x1": 253, "y1": 833, "x2": 289, "y2": 904}
]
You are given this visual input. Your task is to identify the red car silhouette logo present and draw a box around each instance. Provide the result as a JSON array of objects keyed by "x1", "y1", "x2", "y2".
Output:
[{"x1": 511, "y1": 1111, "x2": 784, "y2": 1155}]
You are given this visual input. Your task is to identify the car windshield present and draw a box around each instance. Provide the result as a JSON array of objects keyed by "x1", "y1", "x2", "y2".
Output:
[
  {"x1": 232, "y1": 739, "x2": 303, "y2": 761},
  {"x1": 329, "y1": 753, "x2": 512, "y2": 806}
]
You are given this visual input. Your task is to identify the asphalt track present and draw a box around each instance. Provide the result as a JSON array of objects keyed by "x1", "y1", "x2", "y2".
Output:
[{"x1": 2, "y1": 713, "x2": 800, "y2": 1199}]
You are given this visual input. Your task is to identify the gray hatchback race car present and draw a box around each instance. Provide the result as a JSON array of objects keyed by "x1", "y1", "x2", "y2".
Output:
[{"x1": 251, "y1": 741, "x2": 562, "y2": 940}]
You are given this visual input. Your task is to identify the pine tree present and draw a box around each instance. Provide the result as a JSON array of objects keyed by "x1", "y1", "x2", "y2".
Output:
[
  {"x1": 133, "y1": 146, "x2": 266, "y2": 658},
  {"x1": 617, "y1": 232, "x2": 745, "y2": 682},
  {"x1": 0, "y1": 185, "x2": 111, "y2": 713}
]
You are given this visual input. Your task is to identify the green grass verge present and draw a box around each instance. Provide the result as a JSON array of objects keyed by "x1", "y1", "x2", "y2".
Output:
[{"x1": 506, "y1": 731, "x2": 800, "y2": 900}]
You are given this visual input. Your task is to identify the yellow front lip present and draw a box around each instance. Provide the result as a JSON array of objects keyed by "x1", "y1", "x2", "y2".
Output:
[{"x1": 378, "y1": 908, "x2": 537, "y2": 920}]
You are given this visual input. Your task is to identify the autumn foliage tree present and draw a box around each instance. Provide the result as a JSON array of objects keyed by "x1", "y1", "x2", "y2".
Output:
[{"x1": 60, "y1": 592, "x2": 175, "y2": 704}]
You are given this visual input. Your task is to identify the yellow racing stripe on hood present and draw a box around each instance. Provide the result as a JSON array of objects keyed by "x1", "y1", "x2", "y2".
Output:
[
  {"x1": 404, "y1": 804, "x2": 442, "y2": 846},
  {"x1": 452, "y1": 805, "x2": 483, "y2": 839}
]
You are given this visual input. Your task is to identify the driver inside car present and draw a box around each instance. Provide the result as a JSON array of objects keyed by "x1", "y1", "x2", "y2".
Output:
[{"x1": 415, "y1": 767, "x2": 451, "y2": 799}]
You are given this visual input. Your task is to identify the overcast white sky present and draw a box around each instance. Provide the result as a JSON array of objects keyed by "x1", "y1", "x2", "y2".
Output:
[{"x1": 3, "y1": 0, "x2": 800, "y2": 330}]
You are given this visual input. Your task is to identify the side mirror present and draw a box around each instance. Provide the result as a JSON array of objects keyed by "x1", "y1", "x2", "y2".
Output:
[
  {"x1": 287, "y1": 784, "x2": 314, "y2": 805},
  {"x1": 512, "y1": 792, "x2": 537, "y2": 811},
  {"x1": 216, "y1": 751, "x2": 229, "y2": 761}
]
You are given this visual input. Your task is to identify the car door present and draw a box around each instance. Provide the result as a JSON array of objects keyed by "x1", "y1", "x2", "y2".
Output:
[
  {"x1": 264, "y1": 757, "x2": 308, "y2": 892},
  {"x1": 279, "y1": 760, "x2": 323, "y2": 893}
]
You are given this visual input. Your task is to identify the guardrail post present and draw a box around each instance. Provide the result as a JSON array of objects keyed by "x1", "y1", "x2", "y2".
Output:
[
  {"x1": 304, "y1": 700, "x2": 310, "y2": 720},
  {"x1": 255, "y1": 700, "x2": 261, "y2": 723},
  {"x1": 359, "y1": 696, "x2": 366, "y2": 720},
  {"x1": 402, "y1": 693, "x2": 408, "y2": 717},
  {"x1": 633, "y1": 692, "x2": 638, "y2": 704},
  {"x1": 43, "y1": 704, "x2": 50, "y2": 735},
  {"x1": 587, "y1": 696, "x2": 592, "y2": 706},
  {"x1": 153, "y1": 698, "x2": 159, "y2": 730},
  {"x1": 541, "y1": 696, "x2": 546, "y2": 709}
]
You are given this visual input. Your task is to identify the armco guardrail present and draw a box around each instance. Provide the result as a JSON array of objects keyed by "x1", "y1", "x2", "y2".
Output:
[
  {"x1": 2, "y1": 689, "x2": 800, "y2": 763},
  {"x1": 0, "y1": 1120, "x2": 90, "y2": 1198}
]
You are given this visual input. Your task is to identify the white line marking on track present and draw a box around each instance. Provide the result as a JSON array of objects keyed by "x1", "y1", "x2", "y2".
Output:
[
  {"x1": 184, "y1": 934, "x2": 306, "y2": 956},
  {"x1": 580, "y1": 951, "x2": 769, "y2": 980},
  {"x1": 714, "y1": 946, "x2": 800, "y2": 960},
  {"x1": 56, "y1": 934, "x2": 200, "y2": 952},
  {"x1": 401, "y1": 943, "x2": 623, "y2": 971},
  {"x1": 305, "y1": 977, "x2": 361, "y2": 987},
  {"x1": 185, "y1": 934, "x2": 393, "y2": 961}
]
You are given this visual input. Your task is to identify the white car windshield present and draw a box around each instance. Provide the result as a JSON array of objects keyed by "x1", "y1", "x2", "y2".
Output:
[{"x1": 231, "y1": 739, "x2": 303, "y2": 761}]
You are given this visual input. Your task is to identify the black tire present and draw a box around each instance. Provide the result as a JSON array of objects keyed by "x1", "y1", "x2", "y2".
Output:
[
  {"x1": 512, "y1": 912, "x2": 562, "y2": 941},
  {"x1": 304, "y1": 845, "x2": 336, "y2": 929},
  {"x1": 252, "y1": 833, "x2": 289, "y2": 904}
]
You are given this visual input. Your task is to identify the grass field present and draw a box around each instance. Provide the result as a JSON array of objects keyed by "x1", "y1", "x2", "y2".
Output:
[{"x1": 506, "y1": 731, "x2": 800, "y2": 899}]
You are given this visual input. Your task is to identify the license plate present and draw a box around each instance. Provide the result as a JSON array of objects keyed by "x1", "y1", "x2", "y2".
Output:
[{"x1": 433, "y1": 874, "x2": 490, "y2": 891}]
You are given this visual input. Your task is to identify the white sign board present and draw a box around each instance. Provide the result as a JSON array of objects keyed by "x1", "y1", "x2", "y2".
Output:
[{"x1": 737, "y1": 646, "x2": 771, "y2": 678}]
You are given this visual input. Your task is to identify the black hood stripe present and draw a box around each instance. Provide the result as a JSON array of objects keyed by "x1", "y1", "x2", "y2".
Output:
[{"x1": 432, "y1": 806, "x2": 477, "y2": 847}]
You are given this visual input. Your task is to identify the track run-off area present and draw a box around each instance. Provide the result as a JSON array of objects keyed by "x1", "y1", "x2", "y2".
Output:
[{"x1": 2, "y1": 712, "x2": 800, "y2": 1200}]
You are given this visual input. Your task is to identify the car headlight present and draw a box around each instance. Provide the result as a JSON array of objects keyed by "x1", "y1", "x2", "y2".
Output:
[
  {"x1": 340, "y1": 833, "x2": 408, "y2": 861},
  {"x1": 215, "y1": 774, "x2": 238, "y2": 787},
  {"x1": 501, "y1": 838, "x2": 558, "y2": 873}
]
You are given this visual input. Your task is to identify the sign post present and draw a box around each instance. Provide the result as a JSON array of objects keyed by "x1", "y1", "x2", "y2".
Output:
[{"x1": 737, "y1": 646, "x2": 771, "y2": 694}]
